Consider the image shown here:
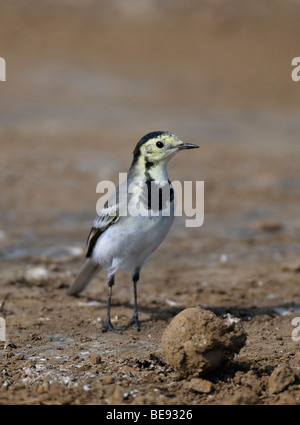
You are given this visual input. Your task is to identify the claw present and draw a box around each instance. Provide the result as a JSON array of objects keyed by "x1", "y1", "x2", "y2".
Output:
[
  {"x1": 102, "y1": 319, "x2": 123, "y2": 333},
  {"x1": 123, "y1": 315, "x2": 145, "y2": 331}
]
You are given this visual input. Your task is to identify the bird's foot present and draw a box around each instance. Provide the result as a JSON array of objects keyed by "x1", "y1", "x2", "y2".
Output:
[
  {"x1": 102, "y1": 318, "x2": 123, "y2": 333},
  {"x1": 123, "y1": 315, "x2": 145, "y2": 331},
  {"x1": 102, "y1": 315, "x2": 146, "y2": 332}
]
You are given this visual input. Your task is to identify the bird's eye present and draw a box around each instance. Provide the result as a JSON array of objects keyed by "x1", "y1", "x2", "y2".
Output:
[{"x1": 156, "y1": 141, "x2": 164, "y2": 148}]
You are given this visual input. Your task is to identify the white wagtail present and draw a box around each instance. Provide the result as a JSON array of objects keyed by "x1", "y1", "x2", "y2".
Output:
[{"x1": 68, "y1": 131, "x2": 198, "y2": 331}]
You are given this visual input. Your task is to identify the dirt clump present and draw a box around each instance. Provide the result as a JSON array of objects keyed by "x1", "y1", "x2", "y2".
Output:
[
  {"x1": 161, "y1": 306, "x2": 247, "y2": 378},
  {"x1": 268, "y1": 366, "x2": 297, "y2": 395}
]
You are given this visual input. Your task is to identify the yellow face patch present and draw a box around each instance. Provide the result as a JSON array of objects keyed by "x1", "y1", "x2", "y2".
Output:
[{"x1": 139, "y1": 133, "x2": 182, "y2": 163}]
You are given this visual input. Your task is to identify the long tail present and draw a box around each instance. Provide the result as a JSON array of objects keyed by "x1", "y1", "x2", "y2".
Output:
[{"x1": 68, "y1": 259, "x2": 100, "y2": 296}]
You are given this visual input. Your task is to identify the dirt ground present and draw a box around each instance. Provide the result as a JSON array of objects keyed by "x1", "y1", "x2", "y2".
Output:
[{"x1": 1, "y1": 1, "x2": 300, "y2": 405}]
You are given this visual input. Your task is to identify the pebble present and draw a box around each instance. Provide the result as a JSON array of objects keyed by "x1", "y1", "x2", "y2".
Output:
[
  {"x1": 102, "y1": 375, "x2": 114, "y2": 385},
  {"x1": 89, "y1": 353, "x2": 102, "y2": 365},
  {"x1": 112, "y1": 385, "x2": 125, "y2": 403},
  {"x1": 185, "y1": 378, "x2": 212, "y2": 393},
  {"x1": 256, "y1": 219, "x2": 282, "y2": 232},
  {"x1": 25, "y1": 267, "x2": 49, "y2": 281}
]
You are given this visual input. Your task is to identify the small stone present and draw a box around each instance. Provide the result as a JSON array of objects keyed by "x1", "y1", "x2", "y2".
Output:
[
  {"x1": 89, "y1": 353, "x2": 102, "y2": 364},
  {"x1": 256, "y1": 220, "x2": 282, "y2": 232},
  {"x1": 268, "y1": 366, "x2": 296, "y2": 395},
  {"x1": 37, "y1": 383, "x2": 49, "y2": 394},
  {"x1": 78, "y1": 364, "x2": 91, "y2": 372},
  {"x1": 230, "y1": 388, "x2": 259, "y2": 405},
  {"x1": 185, "y1": 378, "x2": 212, "y2": 393},
  {"x1": 12, "y1": 373, "x2": 21, "y2": 380},
  {"x1": 102, "y1": 375, "x2": 114, "y2": 385},
  {"x1": 112, "y1": 385, "x2": 125, "y2": 404},
  {"x1": 25, "y1": 267, "x2": 49, "y2": 280}
]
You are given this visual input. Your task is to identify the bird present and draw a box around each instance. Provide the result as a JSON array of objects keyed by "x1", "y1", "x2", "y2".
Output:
[{"x1": 68, "y1": 131, "x2": 199, "y2": 332}]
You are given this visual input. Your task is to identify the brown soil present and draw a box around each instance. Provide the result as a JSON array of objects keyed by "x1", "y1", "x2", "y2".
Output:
[{"x1": 1, "y1": 0, "x2": 300, "y2": 405}]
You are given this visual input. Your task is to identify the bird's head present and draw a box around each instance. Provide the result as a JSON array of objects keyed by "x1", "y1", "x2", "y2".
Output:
[{"x1": 132, "y1": 131, "x2": 198, "y2": 167}]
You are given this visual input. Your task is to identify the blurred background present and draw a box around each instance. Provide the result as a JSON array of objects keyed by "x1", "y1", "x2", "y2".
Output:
[{"x1": 0, "y1": 0, "x2": 300, "y2": 275}]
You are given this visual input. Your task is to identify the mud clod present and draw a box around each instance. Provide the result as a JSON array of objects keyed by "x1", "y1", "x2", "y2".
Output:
[
  {"x1": 268, "y1": 366, "x2": 297, "y2": 395},
  {"x1": 162, "y1": 306, "x2": 247, "y2": 378}
]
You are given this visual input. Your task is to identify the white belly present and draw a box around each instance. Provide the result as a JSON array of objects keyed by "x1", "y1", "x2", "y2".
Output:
[{"x1": 92, "y1": 213, "x2": 174, "y2": 274}]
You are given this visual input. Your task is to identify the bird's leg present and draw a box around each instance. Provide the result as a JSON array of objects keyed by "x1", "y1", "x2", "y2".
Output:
[
  {"x1": 102, "y1": 274, "x2": 121, "y2": 332},
  {"x1": 124, "y1": 268, "x2": 143, "y2": 331}
]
